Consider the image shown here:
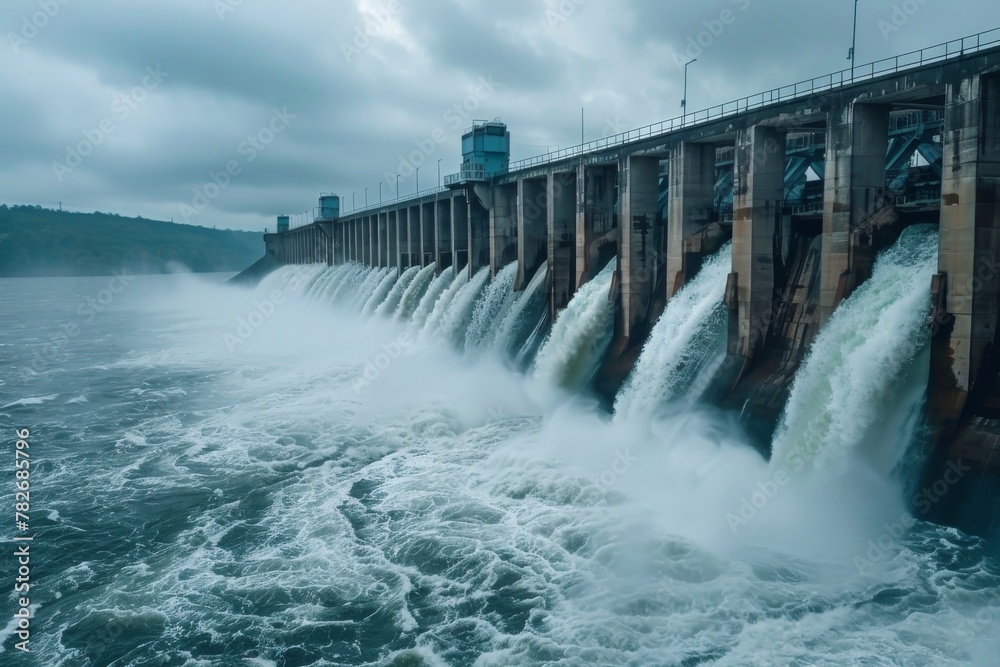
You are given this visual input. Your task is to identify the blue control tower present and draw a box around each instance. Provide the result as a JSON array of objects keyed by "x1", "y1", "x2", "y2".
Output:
[
  {"x1": 445, "y1": 119, "x2": 510, "y2": 185},
  {"x1": 317, "y1": 194, "x2": 340, "y2": 221}
]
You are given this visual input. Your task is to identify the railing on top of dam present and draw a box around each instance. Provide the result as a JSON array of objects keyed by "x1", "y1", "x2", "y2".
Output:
[
  {"x1": 508, "y1": 27, "x2": 1000, "y2": 171},
  {"x1": 287, "y1": 186, "x2": 452, "y2": 227}
]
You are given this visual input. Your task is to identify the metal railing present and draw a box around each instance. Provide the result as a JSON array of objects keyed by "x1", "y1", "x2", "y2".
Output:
[
  {"x1": 339, "y1": 186, "x2": 450, "y2": 218},
  {"x1": 444, "y1": 163, "x2": 487, "y2": 185},
  {"x1": 508, "y1": 27, "x2": 1000, "y2": 172}
]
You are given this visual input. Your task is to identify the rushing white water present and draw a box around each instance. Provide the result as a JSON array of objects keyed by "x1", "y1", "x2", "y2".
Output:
[
  {"x1": 770, "y1": 225, "x2": 939, "y2": 475},
  {"x1": 361, "y1": 268, "x2": 399, "y2": 316},
  {"x1": 495, "y1": 261, "x2": 549, "y2": 361},
  {"x1": 412, "y1": 266, "x2": 456, "y2": 329},
  {"x1": 396, "y1": 263, "x2": 438, "y2": 322},
  {"x1": 352, "y1": 267, "x2": 390, "y2": 310},
  {"x1": 422, "y1": 266, "x2": 471, "y2": 336},
  {"x1": 319, "y1": 264, "x2": 353, "y2": 302},
  {"x1": 465, "y1": 262, "x2": 519, "y2": 350},
  {"x1": 533, "y1": 259, "x2": 617, "y2": 390},
  {"x1": 615, "y1": 243, "x2": 733, "y2": 421},
  {"x1": 374, "y1": 265, "x2": 419, "y2": 317},
  {"x1": 303, "y1": 266, "x2": 338, "y2": 300},
  {"x1": 327, "y1": 263, "x2": 369, "y2": 304},
  {"x1": 435, "y1": 266, "x2": 491, "y2": 348}
]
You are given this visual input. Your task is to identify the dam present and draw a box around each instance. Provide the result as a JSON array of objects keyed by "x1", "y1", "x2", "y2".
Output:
[{"x1": 247, "y1": 28, "x2": 1000, "y2": 540}]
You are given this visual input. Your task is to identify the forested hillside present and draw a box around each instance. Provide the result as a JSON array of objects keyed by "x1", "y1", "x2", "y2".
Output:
[{"x1": 0, "y1": 205, "x2": 263, "y2": 276}]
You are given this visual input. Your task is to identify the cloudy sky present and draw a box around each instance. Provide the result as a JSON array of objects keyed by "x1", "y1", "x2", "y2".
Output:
[{"x1": 0, "y1": 0, "x2": 993, "y2": 232}]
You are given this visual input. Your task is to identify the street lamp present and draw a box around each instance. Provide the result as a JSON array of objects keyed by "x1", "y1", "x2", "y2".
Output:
[
  {"x1": 437, "y1": 159, "x2": 442, "y2": 187},
  {"x1": 365, "y1": 186, "x2": 369, "y2": 207},
  {"x1": 681, "y1": 58, "x2": 697, "y2": 123},
  {"x1": 416, "y1": 167, "x2": 420, "y2": 194},
  {"x1": 353, "y1": 191, "x2": 356, "y2": 211},
  {"x1": 396, "y1": 174, "x2": 400, "y2": 200},
  {"x1": 379, "y1": 182, "x2": 383, "y2": 204},
  {"x1": 848, "y1": 0, "x2": 859, "y2": 78}
]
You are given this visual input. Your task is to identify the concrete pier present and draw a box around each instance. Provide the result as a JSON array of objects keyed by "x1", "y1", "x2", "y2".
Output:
[
  {"x1": 420, "y1": 201, "x2": 435, "y2": 268},
  {"x1": 667, "y1": 142, "x2": 716, "y2": 296},
  {"x1": 490, "y1": 183, "x2": 517, "y2": 277},
  {"x1": 516, "y1": 177, "x2": 546, "y2": 291},
  {"x1": 731, "y1": 125, "x2": 785, "y2": 360},
  {"x1": 577, "y1": 164, "x2": 617, "y2": 289},
  {"x1": 820, "y1": 103, "x2": 890, "y2": 325},
  {"x1": 619, "y1": 155, "x2": 658, "y2": 340},
  {"x1": 435, "y1": 197, "x2": 452, "y2": 272},
  {"x1": 452, "y1": 193, "x2": 468, "y2": 271},
  {"x1": 548, "y1": 170, "x2": 577, "y2": 317}
]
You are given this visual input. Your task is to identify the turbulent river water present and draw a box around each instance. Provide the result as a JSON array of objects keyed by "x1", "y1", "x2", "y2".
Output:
[{"x1": 1, "y1": 238, "x2": 999, "y2": 665}]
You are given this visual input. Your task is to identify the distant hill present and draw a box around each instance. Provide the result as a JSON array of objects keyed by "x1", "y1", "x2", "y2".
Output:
[{"x1": 0, "y1": 205, "x2": 264, "y2": 277}]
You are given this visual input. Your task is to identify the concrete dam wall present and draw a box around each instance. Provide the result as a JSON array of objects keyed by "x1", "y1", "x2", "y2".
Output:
[{"x1": 248, "y1": 30, "x2": 1000, "y2": 540}]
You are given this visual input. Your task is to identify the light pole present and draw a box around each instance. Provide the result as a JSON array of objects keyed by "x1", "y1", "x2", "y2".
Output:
[
  {"x1": 353, "y1": 191, "x2": 356, "y2": 211},
  {"x1": 379, "y1": 182, "x2": 383, "y2": 205},
  {"x1": 365, "y1": 186, "x2": 369, "y2": 207},
  {"x1": 682, "y1": 58, "x2": 697, "y2": 124},
  {"x1": 437, "y1": 159, "x2": 442, "y2": 187},
  {"x1": 396, "y1": 174, "x2": 400, "y2": 200},
  {"x1": 848, "y1": 0, "x2": 859, "y2": 78},
  {"x1": 416, "y1": 167, "x2": 420, "y2": 194}
]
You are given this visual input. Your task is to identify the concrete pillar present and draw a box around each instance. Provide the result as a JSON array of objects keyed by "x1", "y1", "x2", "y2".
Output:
[
  {"x1": 421, "y1": 202, "x2": 435, "y2": 267},
  {"x1": 397, "y1": 208, "x2": 409, "y2": 268},
  {"x1": 516, "y1": 177, "x2": 547, "y2": 291},
  {"x1": 930, "y1": 74, "x2": 1000, "y2": 426},
  {"x1": 468, "y1": 190, "x2": 489, "y2": 276},
  {"x1": 667, "y1": 142, "x2": 716, "y2": 297},
  {"x1": 408, "y1": 206, "x2": 420, "y2": 269},
  {"x1": 452, "y1": 193, "x2": 469, "y2": 271},
  {"x1": 731, "y1": 125, "x2": 785, "y2": 359},
  {"x1": 577, "y1": 165, "x2": 618, "y2": 289},
  {"x1": 820, "y1": 102, "x2": 890, "y2": 324},
  {"x1": 490, "y1": 183, "x2": 518, "y2": 277},
  {"x1": 548, "y1": 171, "x2": 577, "y2": 317},
  {"x1": 388, "y1": 211, "x2": 398, "y2": 268},
  {"x1": 436, "y1": 198, "x2": 452, "y2": 273},
  {"x1": 336, "y1": 222, "x2": 345, "y2": 265},
  {"x1": 619, "y1": 155, "x2": 659, "y2": 340},
  {"x1": 361, "y1": 215, "x2": 376, "y2": 266},
  {"x1": 351, "y1": 220, "x2": 359, "y2": 262},
  {"x1": 376, "y1": 212, "x2": 385, "y2": 267}
]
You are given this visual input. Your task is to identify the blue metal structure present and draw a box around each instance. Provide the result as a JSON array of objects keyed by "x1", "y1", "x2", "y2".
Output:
[
  {"x1": 445, "y1": 119, "x2": 510, "y2": 184},
  {"x1": 318, "y1": 194, "x2": 341, "y2": 221},
  {"x1": 277, "y1": 215, "x2": 290, "y2": 233}
]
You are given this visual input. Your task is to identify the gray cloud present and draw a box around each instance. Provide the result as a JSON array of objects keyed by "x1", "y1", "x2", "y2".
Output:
[{"x1": 0, "y1": 0, "x2": 992, "y2": 232}]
